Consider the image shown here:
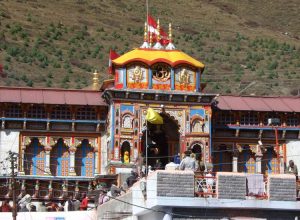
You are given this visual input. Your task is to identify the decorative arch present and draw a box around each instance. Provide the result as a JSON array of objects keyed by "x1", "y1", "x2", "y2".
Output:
[
  {"x1": 121, "y1": 111, "x2": 134, "y2": 129},
  {"x1": 75, "y1": 139, "x2": 95, "y2": 177},
  {"x1": 213, "y1": 144, "x2": 232, "y2": 172},
  {"x1": 262, "y1": 146, "x2": 279, "y2": 174},
  {"x1": 24, "y1": 138, "x2": 46, "y2": 175},
  {"x1": 238, "y1": 145, "x2": 256, "y2": 173},
  {"x1": 50, "y1": 138, "x2": 69, "y2": 176},
  {"x1": 190, "y1": 115, "x2": 205, "y2": 133},
  {"x1": 120, "y1": 141, "x2": 131, "y2": 163}
]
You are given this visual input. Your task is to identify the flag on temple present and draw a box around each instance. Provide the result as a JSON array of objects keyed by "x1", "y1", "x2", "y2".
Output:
[
  {"x1": 147, "y1": 15, "x2": 170, "y2": 46},
  {"x1": 108, "y1": 49, "x2": 120, "y2": 74},
  {"x1": 146, "y1": 108, "x2": 163, "y2": 124}
]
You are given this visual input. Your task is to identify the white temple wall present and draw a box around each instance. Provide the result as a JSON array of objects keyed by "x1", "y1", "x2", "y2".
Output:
[
  {"x1": 286, "y1": 140, "x2": 300, "y2": 169},
  {"x1": 0, "y1": 131, "x2": 20, "y2": 175},
  {"x1": 100, "y1": 132, "x2": 108, "y2": 174}
]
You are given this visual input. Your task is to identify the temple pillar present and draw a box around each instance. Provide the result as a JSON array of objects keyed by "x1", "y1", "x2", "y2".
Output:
[
  {"x1": 232, "y1": 156, "x2": 238, "y2": 172},
  {"x1": 19, "y1": 148, "x2": 26, "y2": 175},
  {"x1": 94, "y1": 149, "x2": 99, "y2": 175},
  {"x1": 45, "y1": 180, "x2": 53, "y2": 199},
  {"x1": 44, "y1": 145, "x2": 52, "y2": 175},
  {"x1": 279, "y1": 145, "x2": 285, "y2": 174},
  {"x1": 33, "y1": 180, "x2": 39, "y2": 198},
  {"x1": 255, "y1": 154, "x2": 263, "y2": 174},
  {"x1": 18, "y1": 180, "x2": 26, "y2": 199},
  {"x1": 75, "y1": 181, "x2": 80, "y2": 199},
  {"x1": 69, "y1": 147, "x2": 77, "y2": 176},
  {"x1": 60, "y1": 180, "x2": 68, "y2": 199}
]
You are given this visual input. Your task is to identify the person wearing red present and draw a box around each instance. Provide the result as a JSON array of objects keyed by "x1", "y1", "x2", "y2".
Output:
[
  {"x1": 80, "y1": 193, "x2": 88, "y2": 211},
  {"x1": 1, "y1": 200, "x2": 12, "y2": 212}
]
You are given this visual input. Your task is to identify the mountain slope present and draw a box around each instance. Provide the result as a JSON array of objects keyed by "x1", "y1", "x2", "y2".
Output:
[{"x1": 0, "y1": 0, "x2": 299, "y2": 95}]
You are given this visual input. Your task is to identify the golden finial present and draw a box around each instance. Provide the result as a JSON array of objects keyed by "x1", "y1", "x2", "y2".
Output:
[
  {"x1": 169, "y1": 23, "x2": 172, "y2": 42},
  {"x1": 92, "y1": 69, "x2": 100, "y2": 90},
  {"x1": 157, "y1": 19, "x2": 161, "y2": 41},
  {"x1": 149, "y1": 33, "x2": 153, "y2": 47},
  {"x1": 144, "y1": 22, "x2": 147, "y2": 42}
]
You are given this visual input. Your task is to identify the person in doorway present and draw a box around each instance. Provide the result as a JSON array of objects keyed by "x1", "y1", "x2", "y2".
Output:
[
  {"x1": 154, "y1": 159, "x2": 162, "y2": 170},
  {"x1": 286, "y1": 160, "x2": 298, "y2": 180},
  {"x1": 179, "y1": 150, "x2": 196, "y2": 171}
]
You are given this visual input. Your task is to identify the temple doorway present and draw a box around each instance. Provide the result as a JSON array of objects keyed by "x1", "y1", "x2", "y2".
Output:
[{"x1": 142, "y1": 113, "x2": 180, "y2": 169}]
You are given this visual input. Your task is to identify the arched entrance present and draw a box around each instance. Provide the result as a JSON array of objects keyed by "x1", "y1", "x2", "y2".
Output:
[
  {"x1": 262, "y1": 147, "x2": 279, "y2": 174},
  {"x1": 75, "y1": 139, "x2": 95, "y2": 177},
  {"x1": 191, "y1": 143, "x2": 202, "y2": 161},
  {"x1": 142, "y1": 113, "x2": 180, "y2": 168},
  {"x1": 24, "y1": 138, "x2": 45, "y2": 175},
  {"x1": 50, "y1": 138, "x2": 69, "y2": 176},
  {"x1": 120, "y1": 141, "x2": 131, "y2": 163}
]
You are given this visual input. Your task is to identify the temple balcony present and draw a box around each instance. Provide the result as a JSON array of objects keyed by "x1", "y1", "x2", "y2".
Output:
[
  {"x1": 98, "y1": 170, "x2": 300, "y2": 220},
  {"x1": 0, "y1": 175, "x2": 116, "y2": 202}
]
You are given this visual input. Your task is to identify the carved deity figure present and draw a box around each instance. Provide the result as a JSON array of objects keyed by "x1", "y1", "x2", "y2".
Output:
[
  {"x1": 124, "y1": 151, "x2": 130, "y2": 163},
  {"x1": 131, "y1": 66, "x2": 144, "y2": 83},
  {"x1": 178, "y1": 68, "x2": 191, "y2": 86}
]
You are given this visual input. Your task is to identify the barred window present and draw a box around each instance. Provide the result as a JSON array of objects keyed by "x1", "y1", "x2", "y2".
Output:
[
  {"x1": 76, "y1": 106, "x2": 96, "y2": 120},
  {"x1": 51, "y1": 106, "x2": 71, "y2": 119},
  {"x1": 216, "y1": 111, "x2": 235, "y2": 125},
  {"x1": 240, "y1": 112, "x2": 259, "y2": 125},
  {"x1": 27, "y1": 105, "x2": 46, "y2": 118},
  {"x1": 263, "y1": 113, "x2": 281, "y2": 126},
  {"x1": 287, "y1": 114, "x2": 298, "y2": 127},
  {"x1": 5, "y1": 104, "x2": 23, "y2": 118}
]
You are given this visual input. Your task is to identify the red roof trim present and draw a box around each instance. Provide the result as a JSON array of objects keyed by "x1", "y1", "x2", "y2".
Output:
[
  {"x1": 216, "y1": 95, "x2": 300, "y2": 112},
  {"x1": 0, "y1": 87, "x2": 106, "y2": 106}
]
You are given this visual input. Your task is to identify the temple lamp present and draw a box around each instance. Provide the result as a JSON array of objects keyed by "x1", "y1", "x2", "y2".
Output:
[{"x1": 268, "y1": 118, "x2": 281, "y2": 172}]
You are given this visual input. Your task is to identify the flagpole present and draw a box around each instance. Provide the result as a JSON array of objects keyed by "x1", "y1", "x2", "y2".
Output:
[
  {"x1": 146, "y1": 0, "x2": 149, "y2": 43},
  {"x1": 145, "y1": 119, "x2": 148, "y2": 177}
]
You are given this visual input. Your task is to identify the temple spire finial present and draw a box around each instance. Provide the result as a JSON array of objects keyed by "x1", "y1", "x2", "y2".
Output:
[
  {"x1": 92, "y1": 69, "x2": 100, "y2": 90},
  {"x1": 153, "y1": 18, "x2": 163, "y2": 49},
  {"x1": 166, "y1": 22, "x2": 176, "y2": 50},
  {"x1": 168, "y1": 23, "x2": 172, "y2": 42},
  {"x1": 140, "y1": 22, "x2": 150, "y2": 48}
]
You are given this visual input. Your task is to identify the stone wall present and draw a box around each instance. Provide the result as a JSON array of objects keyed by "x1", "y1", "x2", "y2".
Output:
[
  {"x1": 268, "y1": 174, "x2": 296, "y2": 201},
  {"x1": 217, "y1": 172, "x2": 246, "y2": 199},
  {"x1": 147, "y1": 170, "x2": 194, "y2": 197}
]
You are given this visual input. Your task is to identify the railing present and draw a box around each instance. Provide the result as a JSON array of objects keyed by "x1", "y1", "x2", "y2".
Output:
[{"x1": 194, "y1": 172, "x2": 217, "y2": 198}]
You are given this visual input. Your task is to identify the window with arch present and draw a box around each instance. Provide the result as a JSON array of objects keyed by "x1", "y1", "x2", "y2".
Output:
[
  {"x1": 76, "y1": 106, "x2": 96, "y2": 120},
  {"x1": 240, "y1": 112, "x2": 259, "y2": 125},
  {"x1": 191, "y1": 119, "x2": 203, "y2": 133},
  {"x1": 5, "y1": 104, "x2": 23, "y2": 118},
  {"x1": 51, "y1": 105, "x2": 71, "y2": 119},
  {"x1": 286, "y1": 114, "x2": 298, "y2": 127},
  {"x1": 27, "y1": 105, "x2": 46, "y2": 118},
  {"x1": 216, "y1": 111, "x2": 235, "y2": 125},
  {"x1": 122, "y1": 114, "x2": 132, "y2": 128}
]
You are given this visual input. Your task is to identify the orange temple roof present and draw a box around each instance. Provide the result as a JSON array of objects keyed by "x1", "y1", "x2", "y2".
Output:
[{"x1": 112, "y1": 48, "x2": 205, "y2": 69}]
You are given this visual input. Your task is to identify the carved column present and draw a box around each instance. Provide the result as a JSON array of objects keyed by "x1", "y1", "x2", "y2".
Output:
[
  {"x1": 69, "y1": 146, "x2": 77, "y2": 176},
  {"x1": 232, "y1": 147, "x2": 239, "y2": 172},
  {"x1": 75, "y1": 181, "x2": 80, "y2": 199},
  {"x1": 18, "y1": 180, "x2": 26, "y2": 199},
  {"x1": 5, "y1": 179, "x2": 12, "y2": 198},
  {"x1": 44, "y1": 145, "x2": 52, "y2": 175},
  {"x1": 279, "y1": 144, "x2": 285, "y2": 174},
  {"x1": 33, "y1": 180, "x2": 39, "y2": 198},
  {"x1": 90, "y1": 138, "x2": 99, "y2": 175},
  {"x1": 45, "y1": 180, "x2": 53, "y2": 199},
  {"x1": 60, "y1": 180, "x2": 68, "y2": 199}
]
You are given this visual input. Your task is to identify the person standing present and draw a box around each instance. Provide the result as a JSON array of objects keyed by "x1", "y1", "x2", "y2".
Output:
[
  {"x1": 286, "y1": 160, "x2": 298, "y2": 180},
  {"x1": 80, "y1": 193, "x2": 88, "y2": 211},
  {"x1": 179, "y1": 150, "x2": 196, "y2": 171}
]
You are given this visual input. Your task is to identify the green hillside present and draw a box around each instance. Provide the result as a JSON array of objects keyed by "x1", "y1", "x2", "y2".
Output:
[{"x1": 0, "y1": 0, "x2": 299, "y2": 95}]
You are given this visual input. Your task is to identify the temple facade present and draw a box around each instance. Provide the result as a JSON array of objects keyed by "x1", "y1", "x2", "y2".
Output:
[{"x1": 0, "y1": 19, "x2": 299, "y2": 205}]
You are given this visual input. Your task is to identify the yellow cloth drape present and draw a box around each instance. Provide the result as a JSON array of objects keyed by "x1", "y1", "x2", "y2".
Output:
[{"x1": 146, "y1": 108, "x2": 163, "y2": 124}]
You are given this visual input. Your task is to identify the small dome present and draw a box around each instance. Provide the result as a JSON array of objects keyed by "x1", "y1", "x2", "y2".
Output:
[{"x1": 112, "y1": 48, "x2": 205, "y2": 69}]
